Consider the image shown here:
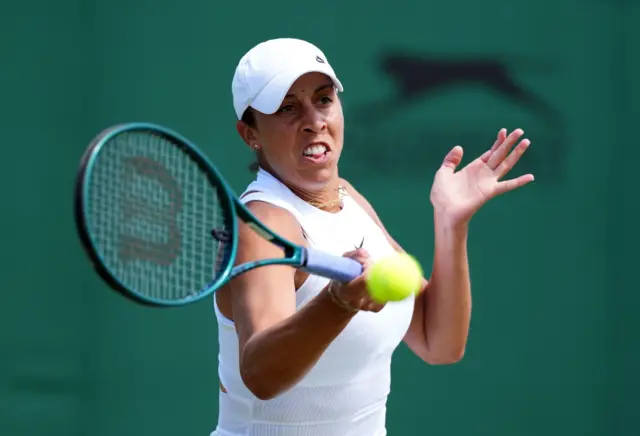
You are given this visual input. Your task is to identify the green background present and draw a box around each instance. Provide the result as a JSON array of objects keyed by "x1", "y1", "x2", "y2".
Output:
[{"x1": 1, "y1": 0, "x2": 638, "y2": 435}]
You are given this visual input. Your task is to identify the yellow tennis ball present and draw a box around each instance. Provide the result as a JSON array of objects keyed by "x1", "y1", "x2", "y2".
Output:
[{"x1": 365, "y1": 252, "x2": 424, "y2": 303}]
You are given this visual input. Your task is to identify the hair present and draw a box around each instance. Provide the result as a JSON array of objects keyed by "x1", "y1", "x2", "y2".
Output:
[
  {"x1": 242, "y1": 107, "x2": 257, "y2": 128},
  {"x1": 241, "y1": 108, "x2": 260, "y2": 172}
]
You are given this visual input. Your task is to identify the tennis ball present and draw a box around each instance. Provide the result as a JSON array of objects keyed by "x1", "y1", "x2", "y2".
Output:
[{"x1": 365, "y1": 252, "x2": 424, "y2": 303}]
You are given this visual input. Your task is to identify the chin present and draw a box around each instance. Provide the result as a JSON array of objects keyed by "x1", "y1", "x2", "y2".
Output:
[{"x1": 297, "y1": 164, "x2": 338, "y2": 190}]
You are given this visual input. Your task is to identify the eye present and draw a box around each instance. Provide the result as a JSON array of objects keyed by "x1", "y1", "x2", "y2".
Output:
[
  {"x1": 320, "y1": 96, "x2": 333, "y2": 105},
  {"x1": 278, "y1": 104, "x2": 294, "y2": 113}
]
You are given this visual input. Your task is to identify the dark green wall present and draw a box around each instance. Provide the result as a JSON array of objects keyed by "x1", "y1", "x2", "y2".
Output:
[{"x1": 1, "y1": 1, "x2": 637, "y2": 435}]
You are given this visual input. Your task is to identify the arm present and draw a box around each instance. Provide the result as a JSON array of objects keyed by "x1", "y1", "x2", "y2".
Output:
[
  {"x1": 341, "y1": 179, "x2": 469, "y2": 364},
  {"x1": 413, "y1": 214, "x2": 470, "y2": 363},
  {"x1": 340, "y1": 130, "x2": 532, "y2": 365},
  {"x1": 229, "y1": 201, "x2": 357, "y2": 400}
]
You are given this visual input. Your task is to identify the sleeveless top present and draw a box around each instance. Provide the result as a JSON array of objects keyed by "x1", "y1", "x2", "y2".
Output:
[{"x1": 211, "y1": 168, "x2": 415, "y2": 436}]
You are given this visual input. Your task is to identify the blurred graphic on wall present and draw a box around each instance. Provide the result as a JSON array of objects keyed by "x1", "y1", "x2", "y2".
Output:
[{"x1": 346, "y1": 50, "x2": 566, "y2": 184}]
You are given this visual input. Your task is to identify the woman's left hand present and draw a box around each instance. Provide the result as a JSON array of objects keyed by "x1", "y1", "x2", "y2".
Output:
[{"x1": 430, "y1": 128, "x2": 534, "y2": 224}]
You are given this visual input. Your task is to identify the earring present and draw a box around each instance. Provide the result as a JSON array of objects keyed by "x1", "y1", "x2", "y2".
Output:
[{"x1": 252, "y1": 144, "x2": 260, "y2": 150}]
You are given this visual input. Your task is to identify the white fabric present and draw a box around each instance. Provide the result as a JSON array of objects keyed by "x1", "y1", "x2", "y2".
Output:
[
  {"x1": 211, "y1": 168, "x2": 415, "y2": 436},
  {"x1": 231, "y1": 38, "x2": 344, "y2": 119}
]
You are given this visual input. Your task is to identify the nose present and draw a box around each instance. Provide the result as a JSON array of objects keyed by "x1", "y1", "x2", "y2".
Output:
[{"x1": 301, "y1": 105, "x2": 327, "y2": 133}]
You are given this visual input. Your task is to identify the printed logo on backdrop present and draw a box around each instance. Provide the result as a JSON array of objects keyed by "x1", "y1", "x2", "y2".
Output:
[{"x1": 344, "y1": 52, "x2": 566, "y2": 184}]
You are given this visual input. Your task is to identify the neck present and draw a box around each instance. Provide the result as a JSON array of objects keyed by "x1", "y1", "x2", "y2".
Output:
[
  {"x1": 259, "y1": 166, "x2": 345, "y2": 213},
  {"x1": 290, "y1": 183, "x2": 346, "y2": 213}
]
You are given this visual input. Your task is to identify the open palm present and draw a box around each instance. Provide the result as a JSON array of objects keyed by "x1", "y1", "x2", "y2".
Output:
[{"x1": 430, "y1": 128, "x2": 534, "y2": 223}]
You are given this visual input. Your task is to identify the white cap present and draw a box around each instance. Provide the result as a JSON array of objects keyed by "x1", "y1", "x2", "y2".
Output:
[{"x1": 232, "y1": 38, "x2": 344, "y2": 120}]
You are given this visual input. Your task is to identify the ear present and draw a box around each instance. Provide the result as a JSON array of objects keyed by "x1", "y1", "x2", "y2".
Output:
[{"x1": 236, "y1": 120, "x2": 258, "y2": 149}]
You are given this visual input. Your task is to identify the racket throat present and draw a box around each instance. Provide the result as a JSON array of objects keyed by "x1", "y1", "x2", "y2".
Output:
[{"x1": 211, "y1": 228, "x2": 231, "y2": 243}]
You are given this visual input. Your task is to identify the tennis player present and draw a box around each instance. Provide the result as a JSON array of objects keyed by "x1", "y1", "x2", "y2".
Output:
[{"x1": 211, "y1": 38, "x2": 533, "y2": 436}]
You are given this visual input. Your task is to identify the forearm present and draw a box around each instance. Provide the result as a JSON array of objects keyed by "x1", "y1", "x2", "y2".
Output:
[
  {"x1": 240, "y1": 286, "x2": 355, "y2": 400},
  {"x1": 423, "y1": 212, "x2": 472, "y2": 362}
]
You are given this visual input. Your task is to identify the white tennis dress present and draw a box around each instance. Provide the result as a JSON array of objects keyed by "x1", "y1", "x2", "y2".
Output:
[{"x1": 211, "y1": 168, "x2": 416, "y2": 436}]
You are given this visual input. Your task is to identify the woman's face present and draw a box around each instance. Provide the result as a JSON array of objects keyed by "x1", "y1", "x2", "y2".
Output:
[{"x1": 238, "y1": 72, "x2": 345, "y2": 192}]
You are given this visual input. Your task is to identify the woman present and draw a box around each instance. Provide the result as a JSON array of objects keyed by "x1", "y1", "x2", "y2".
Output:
[{"x1": 212, "y1": 38, "x2": 533, "y2": 436}]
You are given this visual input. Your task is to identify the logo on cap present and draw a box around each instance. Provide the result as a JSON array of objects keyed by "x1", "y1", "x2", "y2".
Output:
[{"x1": 316, "y1": 56, "x2": 325, "y2": 63}]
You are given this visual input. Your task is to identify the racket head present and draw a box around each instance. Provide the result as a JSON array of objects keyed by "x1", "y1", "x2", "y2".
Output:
[{"x1": 74, "y1": 122, "x2": 238, "y2": 306}]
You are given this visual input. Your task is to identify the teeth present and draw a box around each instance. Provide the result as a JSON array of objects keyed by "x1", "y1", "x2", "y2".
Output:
[{"x1": 303, "y1": 145, "x2": 327, "y2": 156}]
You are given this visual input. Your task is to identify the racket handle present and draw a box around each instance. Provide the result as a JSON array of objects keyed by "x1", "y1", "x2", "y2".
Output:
[{"x1": 302, "y1": 247, "x2": 363, "y2": 283}]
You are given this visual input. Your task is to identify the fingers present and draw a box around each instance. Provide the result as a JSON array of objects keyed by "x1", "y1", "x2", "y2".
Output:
[
  {"x1": 342, "y1": 248, "x2": 370, "y2": 267},
  {"x1": 494, "y1": 128, "x2": 508, "y2": 151},
  {"x1": 336, "y1": 248, "x2": 386, "y2": 313},
  {"x1": 362, "y1": 301, "x2": 385, "y2": 312},
  {"x1": 441, "y1": 145, "x2": 464, "y2": 171},
  {"x1": 494, "y1": 174, "x2": 535, "y2": 196},
  {"x1": 495, "y1": 138, "x2": 531, "y2": 179},
  {"x1": 481, "y1": 128, "x2": 507, "y2": 162},
  {"x1": 486, "y1": 129, "x2": 524, "y2": 170},
  {"x1": 348, "y1": 286, "x2": 385, "y2": 312}
]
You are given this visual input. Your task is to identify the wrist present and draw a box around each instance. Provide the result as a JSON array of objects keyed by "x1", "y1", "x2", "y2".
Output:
[
  {"x1": 326, "y1": 281, "x2": 360, "y2": 314},
  {"x1": 434, "y1": 210, "x2": 470, "y2": 236}
]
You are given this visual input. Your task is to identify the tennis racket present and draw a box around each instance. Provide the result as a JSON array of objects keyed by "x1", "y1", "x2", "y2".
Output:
[{"x1": 74, "y1": 122, "x2": 363, "y2": 307}]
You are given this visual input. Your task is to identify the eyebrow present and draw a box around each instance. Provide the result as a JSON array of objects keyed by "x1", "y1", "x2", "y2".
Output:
[{"x1": 285, "y1": 83, "x2": 334, "y2": 99}]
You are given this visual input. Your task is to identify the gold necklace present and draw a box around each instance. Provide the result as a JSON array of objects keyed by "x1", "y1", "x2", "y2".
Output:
[{"x1": 307, "y1": 186, "x2": 347, "y2": 210}]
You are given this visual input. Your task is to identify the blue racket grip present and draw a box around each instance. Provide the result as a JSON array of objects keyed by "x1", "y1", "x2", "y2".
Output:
[{"x1": 302, "y1": 247, "x2": 363, "y2": 283}]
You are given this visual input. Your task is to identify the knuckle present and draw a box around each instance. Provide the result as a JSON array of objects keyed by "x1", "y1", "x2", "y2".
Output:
[{"x1": 355, "y1": 248, "x2": 369, "y2": 258}]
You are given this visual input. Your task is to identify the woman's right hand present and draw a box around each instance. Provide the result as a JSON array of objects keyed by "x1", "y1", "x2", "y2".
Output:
[{"x1": 328, "y1": 248, "x2": 386, "y2": 313}]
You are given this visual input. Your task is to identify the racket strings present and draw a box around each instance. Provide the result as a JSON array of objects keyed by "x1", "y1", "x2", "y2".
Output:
[{"x1": 87, "y1": 130, "x2": 231, "y2": 302}]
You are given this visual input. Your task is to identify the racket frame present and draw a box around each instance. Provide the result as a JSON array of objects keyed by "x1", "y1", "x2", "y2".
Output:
[{"x1": 74, "y1": 122, "x2": 311, "y2": 307}]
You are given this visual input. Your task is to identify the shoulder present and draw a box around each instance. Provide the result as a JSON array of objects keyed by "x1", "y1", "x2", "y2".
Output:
[
  {"x1": 243, "y1": 199, "x2": 301, "y2": 231},
  {"x1": 240, "y1": 199, "x2": 306, "y2": 247},
  {"x1": 239, "y1": 188, "x2": 300, "y2": 228}
]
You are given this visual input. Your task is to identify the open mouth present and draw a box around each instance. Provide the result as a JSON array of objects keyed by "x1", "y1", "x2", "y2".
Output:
[{"x1": 302, "y1": 144, "x2": 330, "y2": 163}]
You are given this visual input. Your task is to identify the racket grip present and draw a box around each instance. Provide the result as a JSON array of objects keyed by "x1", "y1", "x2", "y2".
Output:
[{"x1": 302, "y1": 247, "x2": 363, "y2": 283}]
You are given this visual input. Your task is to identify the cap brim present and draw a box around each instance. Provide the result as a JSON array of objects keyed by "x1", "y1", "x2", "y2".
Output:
[{"x1": 250, "y1": 64, "x2": 344, "y2": 116}]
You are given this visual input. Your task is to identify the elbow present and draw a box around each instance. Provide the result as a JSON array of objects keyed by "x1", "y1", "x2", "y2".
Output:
[
  {"x1": 240, "y1": 367, "x2": 281, "y2": 401},
  {"x1": 239, "y1": 337, "x2": 294, "y2": 401},
  {"x1": 423, "y1": 347, "x2": 466, "y2": 365},
  {"x1": 247, "y1": 384, "x2": 279, "y2": 401},
  {"x1": 240, "y1": 358, "x2": 290, "y2": 401}
]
